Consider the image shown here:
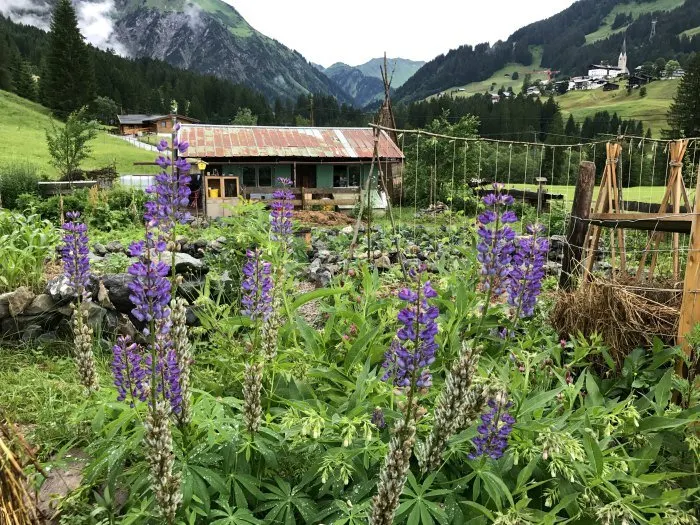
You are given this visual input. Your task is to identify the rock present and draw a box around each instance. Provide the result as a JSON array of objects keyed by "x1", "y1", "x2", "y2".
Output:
[
  {"x1": 38, "y1": 449, "x2": 88, "y2": 522},
  {"x1": 93, "y1": 242, "x2": 107, "y2": 257},
  {"x1": 309, "y1": 259, "x2": 321, "y2": 273},
  {"x1": 37, "y1": 331, "x2": 60, "y2": 345},
  {"x1": 317, "y1": 249, "x2": 332, "y2": 260},
  {"x1": 545, "y1": 261, "x2": 562, "y2": 276},
  {"x1": 375, "y1": 255, "x2": 392, "y2": 269},
  {"x1": 103, "y1": 310, "x2": 120, "y2": 335},
  {"x1": 117, "y1": 314, "x2": 137, "y2": 338},
  {"x1": 193, "y1": 239, "x2": 208, "y2": 250},
  {"x1": 101, "y1": 274, "x2": 135, "y2": 314},
  {"x1": 7, "y1": 287, "x2": 35, "y2": 317},
  {"x1": 340, "y1": 225, "x2": 353, "y2": 235},
  {"x1": 45, "y1": 275, "x2": 76, "y2": 303},
  {"x1": 0, "y1": 293, "x2": 10, "y2": 319},
  {"x1": 97, "y1": 281, "x2": 113, "y2": 308},
  {"x1": 24, "y1": 294, "x2": 56, "y2": 315},
  {"x1": 21, "y1": 324, "x2": 43, "y2": 342},
  {"x1": 86, "y1": 302, "x2": 107, "y2": 332},
  {"x1": 185, "y1": 305, "x2": 200, "y2": 326},
  {"x1": 208, "y1": 240, "x2": 224, "y2": 253},
  {"x1": 105, "y1": 240, "x2": 125, "y2": 254},
  {"x1": 161, "y1": 252, "x2": 209, "y2": 276},
  {"x1": 175, "y1": 235, "x2": 188, "y2": 247},
  {"x1": 316, "y1": 270, "x2": 332, "y2": 287}
]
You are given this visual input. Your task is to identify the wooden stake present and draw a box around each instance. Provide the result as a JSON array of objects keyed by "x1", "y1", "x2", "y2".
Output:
[
  {"x1": 676, "y1": 161, "x2": 700, "y2": 377},
  {"x1": 560, "y1": 161, "x2": 596, "y2": 291}
]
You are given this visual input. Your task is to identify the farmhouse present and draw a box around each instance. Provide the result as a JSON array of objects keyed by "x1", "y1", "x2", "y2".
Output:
[
  {"x1": 117, "y1": 113, "x2": 199, "y2": 136},
  {"x1": 178, "y1": 124, "x2": 404, "y2": 217},
  {"x1": 603, "y1": 82, "x2": 620, "y2": 91}
]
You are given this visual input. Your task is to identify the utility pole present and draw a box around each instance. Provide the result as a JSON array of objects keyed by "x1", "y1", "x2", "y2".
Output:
[{"x1": 309, "y1": 94, "x2": 315, "y2": 126}]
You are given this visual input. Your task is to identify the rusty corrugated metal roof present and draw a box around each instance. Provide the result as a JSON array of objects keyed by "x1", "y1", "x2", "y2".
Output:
[{"x1": 179, "y1": 125, "x2": 404, "y2": 160}]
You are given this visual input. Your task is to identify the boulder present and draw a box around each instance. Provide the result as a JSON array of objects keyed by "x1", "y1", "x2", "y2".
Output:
[
  {"x1": 116, "y1": 314, "x2": 137, "y2": 338},
  {"x1": 92, "y1": 242, "x2": 108, "y2": 257},
  {"x1": 161, "y1": 252, "x2": 209, "y2": 276},
  {"x1": 185, "y1": 305, "x2": 200, "y2": 327},
  {"x1": 21, "y1": 324, "x2": 44, "y2": 342},
  {"x1": 340, "y1": 225, "x2": 353, "y2": 235},
  {"x1": 0, "y1": 292, "x2": 10, "y2": 319},
  {"x1": 7, "y1": 287, "x2": 35, "y2": 317},
  {"x1": 85, "y1": 302, "x2": 107, "y2": 332},
  {"x1": 101, "y1": 274, "x2": 135, "y2": 314},
  {"x1": 375, "y1": 255, "x2": 392, "y2": 269},
  {"x1": 96, "y1": 281, "x2": 113, "y2": 308},
  {"x1": 178, "y1": 278, "x2": 205, "y2": 302},
  {"x1": 24, "y1": 294, "x2": 56, "y2": 315},
  {"x1": 105, "y1": 240, "x2": 125, "y2": 254},
  {"x1": 36, "y1": 331, "x2": 60, "y2": 345},
  {"x1": 45, "y1": 275, "x2": 76, "y2": 303}
]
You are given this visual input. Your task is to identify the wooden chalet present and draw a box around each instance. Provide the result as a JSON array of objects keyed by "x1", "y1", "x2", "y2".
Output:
[
  {"x1": 118, "y1": 113, "x2": 199, "y2": 136},
  {"x1": 177, "y1": 124, "x2": 404, "y2": 218}
]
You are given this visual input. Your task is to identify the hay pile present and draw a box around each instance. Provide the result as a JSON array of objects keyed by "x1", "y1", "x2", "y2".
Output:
[
  {"x1": 550, "y1": 278, "x2": 681, "y2": 367},
  {"x1": 1, "y1": 420, "x2": 42, "y2": 524}
]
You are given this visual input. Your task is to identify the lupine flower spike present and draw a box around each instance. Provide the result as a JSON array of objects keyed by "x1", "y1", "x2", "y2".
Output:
[
  {"x1": 270, "y1": 177, "x2": 294, "y2": 243},
  {"x1": 372, "y1": 265, "x2": 439, "y2": 525},
  {"x1": 469, "y1": 392, "x2": 515, "y2": 460},
  {"x1": 507, "y1": 223, "x2": 549, "y2": 319},
  {"x1": 241, "y1": 248, "x2": 275, "y2": 434},
  {"x1": 147, "y1": 138, "x2": 192, "y2": 236},
  {"x1": 419, "y1": 343, "x2": 492, "y2": 472},
  {"x1": 61, "y1": 212, "x2": 99, "y2": 393},
  {"x1": 476, "y1": 184, "x2": 517, "y2": 301}
]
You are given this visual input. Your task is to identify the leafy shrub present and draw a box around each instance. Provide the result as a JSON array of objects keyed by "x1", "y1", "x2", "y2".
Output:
[
  {"x1": 0, "y1": 210, "x2": 59, "y2": 292},
  {"x1": 14, "y1": 191, "x2": 88, "y2": 222},
  {"x1": 0, "y1": 163, "x2": 42, "y2": 209}
]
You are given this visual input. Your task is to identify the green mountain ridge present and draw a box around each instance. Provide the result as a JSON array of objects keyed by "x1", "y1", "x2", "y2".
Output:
[{"x1": 396, "y1": 0, "x2": 700, "y2": 103}]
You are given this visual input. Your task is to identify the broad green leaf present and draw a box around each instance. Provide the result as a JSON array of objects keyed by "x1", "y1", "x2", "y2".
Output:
[{"x1": 582, "y1": 432, "x2": 604, "y2": 478}]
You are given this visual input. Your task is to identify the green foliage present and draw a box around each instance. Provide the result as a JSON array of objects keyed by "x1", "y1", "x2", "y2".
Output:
[
  {"x1": 86, "y1": 96, "x2": 118, "y2": 126},
  {"x1": 42, "y1": 0, "x2": 94, "y2": 117},
  {"x1": 0, "y1": 209, "x2": 59, "y2": 292},
  {"x1": 667, "y1": 54, "x2": 700, "y2": 138},
  {"x1": 45, "y1": 107, "x2": 99, "y2": 180},
  {"x1": 640, "y1": 86, "x2": 648, "y2": 98},
  {"x1": 0, "y1": 162, "x2": 41, "y2": 209},
  {"x1": 231, "y1": 107, "x2": 258, "y2": 126}
]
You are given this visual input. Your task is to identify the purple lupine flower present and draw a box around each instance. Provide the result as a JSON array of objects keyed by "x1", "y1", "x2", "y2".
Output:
[
  {"x1": 241, "y1": 248, "x2": 274, "y2": 322},
  {"x1": 507, "y1": 224, "x2": 549, "y2": 318},
  {"x1": 477, "y1": 184, "x2": 517, "y2": 296},
  {"x1": 127, "y1": 239, "x2": 172, "y2": 330},
  {"x1": 381, "y1": 266, "x2": 439, "y2": 389},
  {"x1": 371, "y1": 407, "x2": 386, "y2": 429},
  {"x1": 112, "y1": 335, "x2": 147, "y2": 405},
  {"x1": 164, "y1": 348, "x2": 182, "y2": 415},
  {"x1": 60, "y1": 211, "x2": 91, "y2": 298},
  {"x1": 469, "y1": 396, "x2": 515, "y2": 460},
  {"x1": 270, "y1": 177, "x2": 295, "y2": 240},
  {"x1": 145, "y1": 138, "x2": 192, "y2": 233}
]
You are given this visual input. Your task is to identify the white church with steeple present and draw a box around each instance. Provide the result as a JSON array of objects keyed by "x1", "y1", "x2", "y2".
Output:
[
  {"x1": 618, "y1": 37, "x2": 629, "y2": 75},
  {"x1": 588, "y1": 36, "x2": 630, "y2": 79}
]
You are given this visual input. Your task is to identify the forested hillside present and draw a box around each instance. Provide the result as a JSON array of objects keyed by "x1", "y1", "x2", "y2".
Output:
[{"x1": 397, "y1": 0, "x2": 700, "y2": 102}]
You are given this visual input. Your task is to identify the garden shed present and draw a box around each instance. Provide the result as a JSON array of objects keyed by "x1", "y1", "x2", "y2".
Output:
[{"x1": 178, "y1": 124, "x2": 404, "y2": 218}]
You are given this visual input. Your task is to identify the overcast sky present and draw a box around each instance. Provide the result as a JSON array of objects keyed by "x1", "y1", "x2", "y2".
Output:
[{"x1": 228, "y1": 0, "x2": 578, "y2": 67}]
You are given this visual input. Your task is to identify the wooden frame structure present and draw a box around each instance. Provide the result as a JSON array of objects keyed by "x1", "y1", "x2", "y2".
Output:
[
  {"x1": 577, "y1": 139, "x2": 698, "y2": 375},
  {"x1": 240, "y1": 186, "x2": 361, "y2": 210}
]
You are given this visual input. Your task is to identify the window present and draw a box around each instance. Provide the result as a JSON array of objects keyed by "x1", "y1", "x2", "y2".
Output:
[
  {"x1": 241, "y1": 166, "x2": 275, "y2": 187},
  {"x1": 349, "y1": 166, "x2": 361, "y2": 187},
  {"x1": 242, "y1": 167, "x2": 256, "y2": 187},
  {"x1": 224, "y1": 178, "x2": 239, "y2": 198},
  {"x1": 258, "y1": 167, "x2": 272, "y2": 187},
  {"x1": 333, "y1": 165, "x2": 362, "y2": 187},
  {"x1": 333, "y1": 166, "x2": 348, "y2": 188},
  {"x1": 160, "y1": 121, "x2": 167, "y2": 128}
]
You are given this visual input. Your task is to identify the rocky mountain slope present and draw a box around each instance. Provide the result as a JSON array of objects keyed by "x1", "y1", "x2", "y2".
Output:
[
  {"x1": 1, "y1": 0, "x2": 351, "y2": 103},
  {"x1": 321, "y1": 57, "x2": 425, "y2": 107}
]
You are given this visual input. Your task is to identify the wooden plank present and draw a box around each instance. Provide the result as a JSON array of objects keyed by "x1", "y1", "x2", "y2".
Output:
[
  {"x1": 676, "y1": 162, "x2": 700, "y2": 378},
  {"x1": 583, "y1": 142, "x2": 615, "y2": 280},
  {"x1": 560, "y1": 162, "x2": 596, "y2": 291},
  {"x1": 587, "y1": 213, "x2": 693, "y2": 233}
]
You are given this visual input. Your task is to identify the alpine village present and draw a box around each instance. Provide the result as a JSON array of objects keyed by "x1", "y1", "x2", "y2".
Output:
[{"x1": 1, "y1": 0, "x2": 700, "y2": 524}]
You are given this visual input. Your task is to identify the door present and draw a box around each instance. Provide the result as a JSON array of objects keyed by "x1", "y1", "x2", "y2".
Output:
[{"x1": 296, "y1": 165, "x2": 316, "y2": 188}]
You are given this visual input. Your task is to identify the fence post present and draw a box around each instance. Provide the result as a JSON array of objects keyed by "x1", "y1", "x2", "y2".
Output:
[{"x1": 559, "y1": 161, "x2": 596, "y2": 291}]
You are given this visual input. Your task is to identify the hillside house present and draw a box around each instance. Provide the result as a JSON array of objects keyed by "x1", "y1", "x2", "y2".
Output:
[
  {"x1": 177, "y1": 124, "x2": 404, "y2": 218},
  {"x1": 603, "y1": 82, "x2": 620, "y2": 91},
  {"x1": 628, "y1": 73, "x2": 653, "y2": 88},
  {"x1": 117, "y1": 114, "x2": 199, "y2": 136}
]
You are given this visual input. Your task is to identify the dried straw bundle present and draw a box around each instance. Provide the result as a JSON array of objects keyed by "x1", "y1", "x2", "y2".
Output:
[
  {"x1": 0, "y1": 422, "x2": 42, "y2": 525},
  {"x1": 550, "y1": 278, "x2": 681, "y2": 368}
]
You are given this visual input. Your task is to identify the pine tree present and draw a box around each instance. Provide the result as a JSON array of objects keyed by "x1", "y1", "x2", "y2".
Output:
[
  {"x1": 42, "y1": 0, "x2": 95, "y2": 117},
  {"x1": 0, "y1": 29, "x2": 12, "y2": 91},
  {"x1": 667, "y1": 53, "x2": 700, "y2": 139},
  {"x1": 14, "y1": 60, "x2": 37, "y2": 101}
]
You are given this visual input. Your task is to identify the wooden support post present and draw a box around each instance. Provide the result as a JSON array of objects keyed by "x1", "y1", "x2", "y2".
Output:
[
  {"x1": 676, "y1": 162, "x2": 700, "y2": 377},
  {"x1": 560, "y1": 162, "x2": 596, "y2": 291}
]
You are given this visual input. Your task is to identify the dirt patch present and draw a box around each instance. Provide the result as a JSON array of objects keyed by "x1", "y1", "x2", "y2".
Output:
[
  {"x1": 37, "y1": 448, "x2": 88, "y2": 523},
  {"x1": 295, "y1": 211, "x2": 356, "y2": 227},
  {"x1": 295, "y1": 281, "x2": 324, "y2": 327}
]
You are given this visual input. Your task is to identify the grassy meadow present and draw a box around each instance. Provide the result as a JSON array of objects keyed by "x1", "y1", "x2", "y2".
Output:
[
  {"x1": 0, "y1": 90, "x2": 159, "y2": 178},
  {"x1": 558, "y1": 79, "x2": 679, "y2": 137},
  {"x1": 584, "y1": 0, "x2": 687, "y2": 43},
  {"x1": 508, "y1": 183, "x2": 681, "y2": 205}
]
